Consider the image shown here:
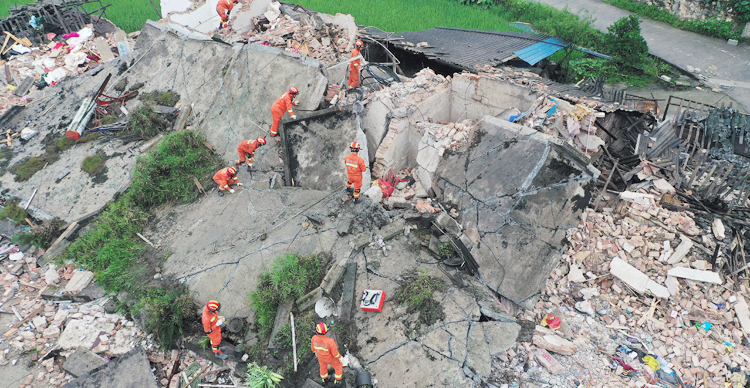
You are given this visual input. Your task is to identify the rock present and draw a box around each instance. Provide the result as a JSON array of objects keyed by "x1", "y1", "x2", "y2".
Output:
[
  {"x1": 20, "y1": 127, "x2": 38, "y2": 141},
  {"x1": 734, "y1": 294, "x2": 750, "y2": 335},
  {"x1": 32, "y1": 316, "x2": 47, "y2": 330},
  {"x1": 396, "y1": 181, "x2": 407, "y2": 190},
  {"x1": 533, "y1": 330, "x2": 578, "y2": 355},
  {"x1": 45, "y1": 266, "x2": 60, "y2": 285},
  {"x1": 686, "y1": 65, "x2": 695, "y2": 73},
  {"x1": 363, "y1": 185, "x2": 382, "y2": 203},
  {"x1": 665, "y1": 276, "x2": 680, "y2": 296},
  {"x1": 63, "y1": 346, "x2": 107, "y2": 377},
  {"x1": 712, "y1": 218, "x2": 725, "y2": 240},
  {"x1": 9, "y1": 252, "x2": 24, "y2": 261},
  {"x1": 64, "y1": 270, "x2": 95, "y2": 294},
  {"x1": 535, "y1": 348, "x2": 564, "y2": 374},
  {"x1": 568, "y1": 263, "x2": 586, "y2": 283},
  {"x1": 43, "y1": 326, "x2": 60, "y2": 338},
  {"x1": 383, "y1": 196, "x2": 409, "y2": 210},
  {"x1": 153, "y1": 273, "x2": 162, "y2": 280},
  {"x1": 574, "y1": 300, "x2": 595, "y2": 315}
]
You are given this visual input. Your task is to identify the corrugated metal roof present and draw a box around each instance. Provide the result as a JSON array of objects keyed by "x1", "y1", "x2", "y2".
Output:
[
  {"x1": 513, "y1": 37, "x2": 569, "y2": 66},
  {"x1": 364, "y1": 27, "x2": 550, "y2": 71}
]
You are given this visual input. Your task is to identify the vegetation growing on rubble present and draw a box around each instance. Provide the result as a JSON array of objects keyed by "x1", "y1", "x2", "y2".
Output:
[
  {"x1": 60, "y1": 130, "x2": 221, "y2": 348},
  {"x1": 0, "y1": 202, "x2": 27, "y2": 224},
  {"x1": 393, "y1": 274, "x2": 446, "y2": 330},
  {"x1": 128, "y1": 104, "x2": 172, "y2": 140},
  {"x1": 144, "y1": 91, "x2": 180, "y2": 107},
  {"x1": 81, "y1": 153, "x2": 107, "y2": 176},
  {"x1": 248, "y1": 254, "x2": 327, "y2": 336},
  {"x1": 12, "y1": 218, "x2": 65, "y2": 248},
  {"x1": 11, "y1": 154, "x2": 58, "y2": 182}
]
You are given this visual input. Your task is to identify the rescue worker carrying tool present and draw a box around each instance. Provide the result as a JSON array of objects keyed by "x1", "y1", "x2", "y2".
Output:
[
  {"x1": 236, "y1": 136, "x2": 266, "y2": 172},
  {"x1": 202, "y1": 300, "x2": 228, "y2": 359},
  {"x1": 311, "y1": 322, "x2": 343, "y2": 387},
  {"x1": 344, "y1": 141, "x2": 366, "y2": 203},
  {"x1": 269, "y1": 87, "x2": 299, "y2": 140},
  {"x1": 348, "y1": 39, "x2": 364, "y2": 89},
  {"x1": 213, "y1": 166, "x2": 243, "y2": 197},
  {"x1": 216, "y1": 0, "x2": 239, "y2": 29}
]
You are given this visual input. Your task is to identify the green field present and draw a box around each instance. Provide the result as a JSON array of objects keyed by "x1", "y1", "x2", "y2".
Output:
[{"x1": 1, "y1": 0, "x2": 160, "y2": 33}]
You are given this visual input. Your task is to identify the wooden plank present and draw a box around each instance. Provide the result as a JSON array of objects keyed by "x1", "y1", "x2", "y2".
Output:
[
  {"x1": 3, "y1": 304, "x2": 45, "y2": 337},
  {"x1": 193, "y1": 176, "x2": 206, "y2": 195}
]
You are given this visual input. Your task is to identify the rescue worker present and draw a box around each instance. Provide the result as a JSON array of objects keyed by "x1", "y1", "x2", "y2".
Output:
[
  {"x1": 216, "y1": 0, "x2": 238, "y2": 29},
  {"x1": 236, "y1": 136, "x2": 266, "y2": 171},
  {"x1": 344, "y1": 141, "x2": 366, "y2": 203},
  {"x1": 311, "y1": 322, "x2": 343, "y2": 386},
  {"x1": 213, "y1": 166, "x2": 243, "y2": 197},
  {"x1": 348, "y1": 39, "x2": 364, "y2": 89},
  {"x1": 202, "y1": 300, "x2": 228, "y2": 359},
  {"x1": 269, "y1": 87, "x2": 299, "y2": 139}
]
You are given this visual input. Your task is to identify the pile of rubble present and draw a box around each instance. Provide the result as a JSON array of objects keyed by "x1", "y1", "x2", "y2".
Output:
[
  {"x1": 489, "y1": 176, "x2": 750, "y2": 387},
  {"x1": 0, "y1": 24, "x2": 129, "y2": 117}
]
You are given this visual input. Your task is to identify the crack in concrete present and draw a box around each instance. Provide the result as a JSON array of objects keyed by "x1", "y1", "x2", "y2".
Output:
[{"x1": 364, "y1": 340, "x2": 411, "y2": 366}]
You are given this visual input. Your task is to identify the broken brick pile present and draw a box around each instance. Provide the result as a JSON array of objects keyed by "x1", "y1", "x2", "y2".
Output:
[{"x1": 492, "y1": 175, "x2": 750, "y2": 387}]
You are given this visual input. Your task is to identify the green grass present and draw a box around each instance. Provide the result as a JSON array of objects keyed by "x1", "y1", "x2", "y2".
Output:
[
  {"x1": 0, "y1": 202, "x2": 27, "y2": 224},
  {"x1": 248, "y1": 254, "x2": 326, "y2": 337},
  {"x1": 82, "y1": 153, "x2": 106, "y2": 176},
  {"x1": 11, "y1": 154, "x2": 58, "y2": 182},
  {"x1": 61, "y1": 130, "x2": 221, "y2": 348},
  {"x1": 602, "y1": 0, "x2": 741, "y2": 40},
  {"x1": 128, "y1": 103, "x2": 172, "y2": 140},
  {"x1": 393, "y1": 275, "x2": 446, "y2": 329},
  {"x1": 1, "y1": 0, "x2": 158, "y2": 33}
]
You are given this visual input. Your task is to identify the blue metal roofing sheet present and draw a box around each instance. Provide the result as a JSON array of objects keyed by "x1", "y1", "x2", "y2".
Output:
[{"x1": 513, "y1": 37, "x2": 569, "y2": 66}]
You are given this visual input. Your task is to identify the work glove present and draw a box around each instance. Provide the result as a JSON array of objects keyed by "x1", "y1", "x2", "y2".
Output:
[
  {"x1": 292, "y1": 101, "x2": 299, "y2": 106},
  {"x1": 229, "y1": 189, "x2": 235, "y2": 194},
  {"x1": 291, "y1": 115, "x2": 297, "y2": 120}
]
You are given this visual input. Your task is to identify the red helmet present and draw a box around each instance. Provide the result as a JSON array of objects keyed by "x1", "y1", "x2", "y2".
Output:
[
  {"x1": 316, "y1": 322, "x2": 328, "y2": 335},
  {"x1": 226, "y1": 167, "x2": 237, "y2": 176},
  {"x1": 350, "y1": 141, "x2": 360, "y2": 152},
  {"x1": 289, "y1": 87, "x2": 299, "y2": 95},
  {"x1": 355, "y1": 40, "x2": 363, "y2": 48},
  {"x1": 206, "y1": 300, "x2": 221, "y2": 312},
  {"x1": 257, "y1": 136, "x2": 267, "y2": 145}
]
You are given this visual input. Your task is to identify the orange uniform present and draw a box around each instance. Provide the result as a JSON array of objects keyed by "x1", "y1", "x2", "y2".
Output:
[
  {"x1": 270, "y1": 92, "x2": 296, "y2": 137},
  {"x1": 216, "y1": 0, "x2": 234, "y2": 22},
  {"x1": 237, "y1": 139, "x2": 261, "y2": 165},
  {"x1": 213, "y1": 167, "x2": 238, "y2": 192},
  {"x1": 345, "y1": 152, "x2": 366, "y2": 199},
  {"x1": 348, "y1": 48, "x2": 361, "y2": 89},
  {"x1": 202, "y1": 305, "x2": 222, "y2": 353},
  {"x1": 311, "y1": 334, "x2": 343, "y2": 382}
]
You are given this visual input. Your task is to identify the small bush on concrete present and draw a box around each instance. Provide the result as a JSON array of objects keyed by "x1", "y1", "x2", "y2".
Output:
[
  {"x1": 62, "y1": 130, "x2": 218, "y2": 348},
  {"x1": 47, "y1": 136, "x2": 76, "y2": 154},
  {"x1": 128, "y1": 103, "x2": 171, "y2": 139},
  {"x1": 249, "y1": 254, "x2": 325, "y2": 336},
  {"x1": 0, "y1": 202, "x2": 27, "y2": 224},
  {"x1": 394, "y1": 275, "x2": 446, "y2": 328},
  {"x1": 82, "y1": 153, "x2": 107, "y2": 176}
]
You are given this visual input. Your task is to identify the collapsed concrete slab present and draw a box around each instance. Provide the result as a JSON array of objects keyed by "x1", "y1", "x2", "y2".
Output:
[
  {"x1": 61, "y1": 347, "x2": 158, "y2": 388},
  {"x1": 433, "y1": 116, "x2": 596, "y2": 308},
  {"x1": 63, "y1": 346, "x2": 107, "y2": 377}
]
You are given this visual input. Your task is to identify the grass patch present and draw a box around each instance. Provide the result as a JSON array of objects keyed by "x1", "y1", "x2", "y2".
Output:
[
  {"x1": 273, "y1": 310, "x2": 317, "y2": 361},
  {"x1": 82, "y1": 153, "x2": 107, "y2": 176},
  {"x1": 47, "y1": 136, "x2": 76, "y2": 154},
  {"x1": 128, "y1": 103, "x2": 172, "y2": 140},
  {"x1": 248, "y1": 254, "x2": 327, "y2": 337},
  {"x1": 11, "y1": 154, "x2": 57, "y2": 182},
  {"x1": 0, "y1": 202, "x2": 27, "y2": 224},
  {"x1": 61, "y1": 130, "x2": 221, "y2": 348},
  {"x1": 602, "y1": 0, "x2": 741, "y2": 40},
  {"x1": 144, "y1": 91, "x2": 180, "y2": 107},
  {"x1": 1, "y1": 0, "x2": 159, "y2": 33},
  {"x1": 393, "y1": 274, "x2": 446, "y2": 329}
]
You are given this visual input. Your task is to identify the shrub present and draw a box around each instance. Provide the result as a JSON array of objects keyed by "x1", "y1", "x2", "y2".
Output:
[
  {"x1": 244, "y1": 362, "x2": 283, "y2": 387},
  {"x1": 128, "y1": 103, "x2": 171, "y2": 139},
  {"x1": 394, "y1": 275, "x2": 446, "y2": 329},
  {"x1": 82, "y1": 153, "x2": 106, "y2": 176},
  {"x1": 145, "y1": 288, "x2": 196, "y2": 347},
  {"x1": 605, "y1": 15, "x2": 649, "y2": 67},
  {"x1": 0, "y1": 202, "x2": 27, "y2": 224}
]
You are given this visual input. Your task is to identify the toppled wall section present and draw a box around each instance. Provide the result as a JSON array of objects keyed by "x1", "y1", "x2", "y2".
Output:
[
  {"x1": 434, "y1": 116, "x2": 596, "y2": 308},
  {"x1": 284, "y1": 111, "x2": 371, "y2": 191}
]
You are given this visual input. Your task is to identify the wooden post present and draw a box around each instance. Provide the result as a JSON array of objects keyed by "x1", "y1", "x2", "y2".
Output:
[{"x1": 290, "y1": 312, "x2": 297, "y2": 372}]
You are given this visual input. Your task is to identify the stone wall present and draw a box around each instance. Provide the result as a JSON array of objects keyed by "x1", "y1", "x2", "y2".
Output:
[{"x1": 637, "y1": 0, "x2": 734, "y2": 21}]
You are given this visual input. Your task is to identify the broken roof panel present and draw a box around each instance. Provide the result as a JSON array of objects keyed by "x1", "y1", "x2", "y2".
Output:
[
  {"x1": 513, "y1": 37, "x2": 569, "y2": 66},
  {"x1": 365, "y1": 27, "x2": 551, "y2": 71}
]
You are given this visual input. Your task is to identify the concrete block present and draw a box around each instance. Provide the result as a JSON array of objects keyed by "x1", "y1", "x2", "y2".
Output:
[
  {"x1": 340, "y1": 262, "x2": 357, "y2": 321},
  {"x1": 63, "y1": 346, "x2": 107, "y2": 377},
  {"x1": 667, "y1": 267, "x2": 722, "y2": 284},
  {"x1": 610, "y1": 257, "x2": 649, "y2": 293},
  {"x1": 64, "y1": 270, "x2": 95, "y2": 294},
  {"x1": 61, "y1": 347, "x2": 158, "y2": 388},
  {"x1": 58, "y1": 319, "x2": 115, "y2": 350},
  {"x1": 267, "y1": 301, "x2": 293, "y2": 349},
  {"x1": 667, "y1": 236, "x2": 692, "y2": 264}
]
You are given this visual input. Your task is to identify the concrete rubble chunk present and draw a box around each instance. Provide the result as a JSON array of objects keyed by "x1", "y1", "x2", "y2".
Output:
[
  {"x1": 667, "y1": 267, "x2": 722, "y2": 284},
  {"x1": 63, "y1": 346, "x2": 108, "y2": 377},
  {"x1": 609, "y1": 257, "x2": 649, "y2": 293},
  {"x1": 667, "y1": 236, "x2": 693, "y2": 264},
  {"x1": 64, "y1": 270, "x2": 95, "y2": 294},
  {"x1": 568, "y1": 263, "x2": 586, "y2": 283},
  {"x1": 61, "y1": 347, "x2": 158, "y2": 388},
  {"x1": 652, "y1": 178, "x2": 675, "y2": 193},
  {"x1": 712, "y1": 218, "x2": 725, "y2": 240},
  {"x1": 735, "y1": 294, "x2": 750, "y2": 335},
  {"x1": 535, "y1": 348, "x2": 564, "y2": 374},
  {"x1": 665, "y1": 276, "x2": 680, "y2": 296},
  {"x1": 58, "y1": 319, "x2": 116, "y2": 350}
]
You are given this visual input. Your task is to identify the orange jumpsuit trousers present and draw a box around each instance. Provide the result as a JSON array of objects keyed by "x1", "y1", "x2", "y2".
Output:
[
  {"x1": 216, "y1": 0, "x2": 234, "y2": 25},
  {"x1": 213, "y1": 167, "x2": 238, "y2": 192},
  {"x1": 202, "y1": 306, "x2": 222, "y2": 353},
  {"x1": 345, "y1": 152, "x2": 366, "y2": 199},
  {"x1": 311, "y1": 334, "x2": 343, "y2": 382},
  {"x1": 237, "y1": 139, "x2": 260, "y2": 165},
  {"x1": 348, "y1": 48, "x2": 361, "y2": 89},
  {"x1": 270, "y1": 92, "x2": 296, "y2": 137}
]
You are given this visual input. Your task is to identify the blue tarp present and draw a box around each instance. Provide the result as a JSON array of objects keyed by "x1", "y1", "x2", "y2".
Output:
[{"x1": 513, "y1": 37, "x2": 569, "y2": 66}]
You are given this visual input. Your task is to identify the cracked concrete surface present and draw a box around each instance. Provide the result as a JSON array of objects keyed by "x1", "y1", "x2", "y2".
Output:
[{"x1": 434, "y1": 116, "x2": 596, "y2": 309}]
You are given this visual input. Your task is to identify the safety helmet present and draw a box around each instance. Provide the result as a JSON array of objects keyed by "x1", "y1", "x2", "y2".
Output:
[
  {"x1": 350, "y1": 141, "x2": 360, "y2": 152},
  {"x1": 206, "y1": 300, "x2": 221, "y2": 312},
  {"x1": 257, "y1": 136, "x2": 267, "y2": 145},
  {"x1": 289, "y1": 86, "x2": 299, "y2": 95},
  {"x1": 355, "y1": 39, "x2": 363, "y2": 48},
  {"x1": 227, "y1": 166, "x2": 237, "y2": 176},
  {"x1": 316, "y1": 322, "x2": 328, "y2": 335}
]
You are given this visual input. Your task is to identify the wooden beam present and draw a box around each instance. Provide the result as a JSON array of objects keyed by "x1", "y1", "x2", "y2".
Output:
[{"x1": 3, "y1": 304, "x2": 45, "y2": 337}]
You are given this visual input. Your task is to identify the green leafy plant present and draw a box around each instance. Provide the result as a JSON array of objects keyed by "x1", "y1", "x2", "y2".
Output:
[
  {"x1": 82, "y1": 153, "x2": 107, "y2": 176},
  {"x1": 605, "y1": 15, "x2": 648, "y2": 67},
  {"x1": 0, "y1": 202, "x2": 27, "y2": 224},
  {"x1": 244, "y1": 362, "x2": 283, "y2": 388},
  {"x1": 393, "y1": 275, "x2": 446, "y2": 329},
  {"x1": 127, "y1": 103, "x2": 171, "y2": 140},
  {"x1": 248, "y1": 254, "x2": 326, "y2": 336},
  {"x1": 199, "y1": 336, "x2": 211, "y2": 350},
  {"x1": 438, "y1": 242, "x2": 456, "y2": 259}
]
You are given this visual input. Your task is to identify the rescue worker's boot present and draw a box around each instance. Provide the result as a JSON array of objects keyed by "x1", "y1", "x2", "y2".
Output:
[
  {"x1": 353, "y1": 198, "x2": 360, "y2": 203},
  {"x1": 346, "y1": 187, "x2": 353, "y2": 193},
  {"x1": 247, "y1": 163, "x2": 256, "y2": 173},
  {"x1": 215, "y1": 352, "x2": 228, "y2": 360},
  {"x1": 218, "y1": 190, "x2": 225, "y2": 197},
  {"x1": 332, "y1": 379, "x2": 342, "y2": 387}
]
